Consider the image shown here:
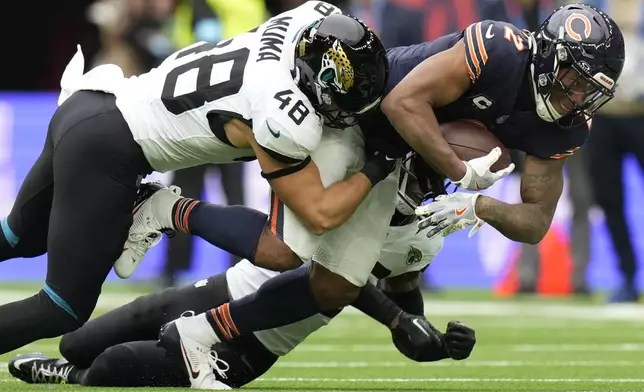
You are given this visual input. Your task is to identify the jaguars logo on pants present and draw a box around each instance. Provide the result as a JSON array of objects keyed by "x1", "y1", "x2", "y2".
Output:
[{"x1": 406, "y1": 245, "x2": 423, "y2": 265}]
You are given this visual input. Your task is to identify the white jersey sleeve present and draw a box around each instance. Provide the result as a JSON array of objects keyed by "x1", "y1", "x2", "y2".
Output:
[
  {"x1": 251, "y1": 84, "x2": 324, "y2": 162},
  {"x1": 375, "y1": 223, "x2": 444, "y2": 278}
]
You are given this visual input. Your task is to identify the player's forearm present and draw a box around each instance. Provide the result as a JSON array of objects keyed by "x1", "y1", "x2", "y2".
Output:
[
  {"x1": 382, "y1": 286, "x2": 424, "y2": 316},
  {"x1": 312, "y1": 173, "x2": 372, "y2": 234},
  {"x1": 475, "y1": 196, "x2": 552, "y2": 244},
  {"x1": 383, "y1": 99, "x2": 466, "y2": 181},
  {"x1": 353, "y1": 282, "x2": 404, "y2": 328}
]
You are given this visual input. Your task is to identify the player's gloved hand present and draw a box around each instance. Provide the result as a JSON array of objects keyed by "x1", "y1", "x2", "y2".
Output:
[
  {"x1": 443, "y1": 320, "x2": 476, "y2": 360},
  {"x1": 453, "y1": 147, "x2": 515, "y2": 191},
  {"x1": 360, "y1": 138, "x2": 397, "y2": 186},
  {"x1": 415, "y1": 192, "x2": 484, "y2": 239},
  {"x1": 391, "y1": 313, "x2": 448, "y2": 362}
]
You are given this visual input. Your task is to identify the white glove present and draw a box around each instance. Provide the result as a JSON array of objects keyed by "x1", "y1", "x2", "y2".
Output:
[
  {"x1": 415, "y1": 193, "x2": 485, "y2": 239},
  {"x1": 454, "y1": 147, "x2": 515, "y2": 191}
]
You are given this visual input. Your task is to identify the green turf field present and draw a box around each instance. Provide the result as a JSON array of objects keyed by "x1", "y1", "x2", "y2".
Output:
[{"x1": 0, "y1": 285, "x2": 642, "y2": 392}]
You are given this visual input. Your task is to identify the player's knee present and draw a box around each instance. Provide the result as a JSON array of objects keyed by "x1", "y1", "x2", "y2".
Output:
[
  {"x1": 36, "y1": 289, "x2": 84, "y2": 332},
  {"x1": 59, "y1": 333, "x2": 83, "y2": 365},
  {"x1": 309, "y1": 263, "x2": 360, "y2": 311},
  {"x1": 81, "y1": 344, "x2": 133, "y2": 386},
  {"x1": 253, "y1": 228, "x2": 302, "y2": 271}
]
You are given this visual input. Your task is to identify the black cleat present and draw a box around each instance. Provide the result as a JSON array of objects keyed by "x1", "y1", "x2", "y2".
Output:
[{"x1": 9, "y1": 353, "x2": 75, "y2": 384}]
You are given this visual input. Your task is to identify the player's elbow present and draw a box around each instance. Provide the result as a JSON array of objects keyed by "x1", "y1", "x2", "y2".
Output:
[
  {"x1": 525, "y1": 218, "x2": 551, "y2": 245},
  {"x1": 382, "y1": 93, "x2": 413, "y2": 120},
  {"x1": 524, "y1": 230, "x2": 546, "y2": 245},
  {"x1": 303, "y1": 213, "x2": 336, "y2": 236}
]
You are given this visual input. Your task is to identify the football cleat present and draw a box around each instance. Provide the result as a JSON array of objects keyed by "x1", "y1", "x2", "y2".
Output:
[
  {"x1": 114, "y1": 182, "x2": 181, "y2": 279},
  {"x1": 158, "y1": 311, "x2": 231, "y2": 390},
  {"x1": 9, "y1": 353, "x2": 75, "y2": 384}
]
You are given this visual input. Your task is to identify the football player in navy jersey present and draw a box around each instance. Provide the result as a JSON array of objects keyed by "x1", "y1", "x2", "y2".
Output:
[{"x1": 371, "y1": 3, "x2": 624, "y2": 243}]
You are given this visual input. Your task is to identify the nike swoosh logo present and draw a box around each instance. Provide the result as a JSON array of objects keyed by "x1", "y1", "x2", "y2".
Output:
[
  {"x1": 455, "y1": 206, "x2": 468, "y2": 216},
  {"x1": 180, "y1": 341, "x2": 200, "y2": 379},
  {"x1": 239, "y1": 354, "x2": 255, "y2": 372},
  {"x1": 475, "y1": 182, "x2": 481, "y2": 191},
  {"x1": 13, "y1": 357, "x2": 41, "y2": 369},
  {"x1": 267, "y1": 123, "x2": 280, "y2": 138},
  {"x1": 486, "y1": 24, "x2": 494, "y2": 39},
  {"x1": 412, "y1": 318, "x2": 430, "y2": 337}
]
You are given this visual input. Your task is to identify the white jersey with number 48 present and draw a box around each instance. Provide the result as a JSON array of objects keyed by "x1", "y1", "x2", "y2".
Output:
[{"x1": 58, "y1": 1, "x2": 341, "y2": 172}]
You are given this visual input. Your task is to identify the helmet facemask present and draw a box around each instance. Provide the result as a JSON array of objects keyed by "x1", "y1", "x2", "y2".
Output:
[
  {"x1": 532, "y1": 39, "x2": 616, "y2": 128},
  {"x1": 396, "y1": 153, "x2": 449, "y2": 216},
  {"x1": 530, "y1": 4, "x2": 623, "y2": 128}
]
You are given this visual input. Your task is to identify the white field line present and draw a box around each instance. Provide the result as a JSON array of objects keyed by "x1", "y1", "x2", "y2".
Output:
[
  {"x1": 8, "y1": 342, "x2": 644, "y2": 355},
  {"x1": 513, "y1": 343, "x2": 644, "y2": 352},
  {"x1": 3, "y1": 359, "x2": 643, "y2": 372},
  {"x1": 292, "y1": 343, "x2": 644, "y2": 352},
  {"x1": 0, "y1": 290, "x2": 642, "y2": 321},
  {"x1": 257, "y1": 377, "x2": 644, "y2": 383},
  {"x1": 274, "y1": 360, "x2": 644, "y2": 368}
]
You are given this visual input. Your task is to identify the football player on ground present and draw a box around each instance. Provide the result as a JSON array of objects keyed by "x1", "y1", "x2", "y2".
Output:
[
  {"x1": 9, "y1": 158, "x2": 476, "y2": 389},
  {"x1": 0, "y1": 1, "x2": 392, "y2": 355},
  {"x1": 133, "y1": 4, "x2": 623, "y2": 387}
]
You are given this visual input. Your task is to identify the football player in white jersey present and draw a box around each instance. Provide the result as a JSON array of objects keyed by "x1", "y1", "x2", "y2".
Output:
[
  {"x1": 8, "y1": 159, "x2": 476, "y2": 389},
  {"x1": 0, "y1": 1, "x2": 389, "y2": 355}
]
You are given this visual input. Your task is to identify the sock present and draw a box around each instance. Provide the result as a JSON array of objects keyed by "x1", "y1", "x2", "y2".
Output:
[
  {"x1": 172, "y1": 200, "x2": 268, "y2": 262},
  {"x1": 205, "y1": 265, "x2": 320, "y2": 341},
  {"x1": 170, "y1": 198, "x2": 200, "y2": 233}
]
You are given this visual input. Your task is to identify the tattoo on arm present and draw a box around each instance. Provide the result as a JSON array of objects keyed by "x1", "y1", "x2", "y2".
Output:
[{"x1": 476, "y1": 155, "x2": 565, "y2": 244}]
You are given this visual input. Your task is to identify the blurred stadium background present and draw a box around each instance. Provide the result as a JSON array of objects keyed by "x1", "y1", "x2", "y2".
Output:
[{"x1": 0, "y1": 0, "x2": 643, "y2": 391}]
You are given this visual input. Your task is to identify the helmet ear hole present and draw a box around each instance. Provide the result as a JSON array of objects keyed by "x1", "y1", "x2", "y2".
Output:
[{"x1": 539, "y1": 39, "x2": 551, "y2": 57}]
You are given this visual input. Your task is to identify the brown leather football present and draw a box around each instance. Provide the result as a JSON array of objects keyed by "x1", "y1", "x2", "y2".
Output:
[{"x1": 440, "y1": 119, "x2": 511, "y2": 172}]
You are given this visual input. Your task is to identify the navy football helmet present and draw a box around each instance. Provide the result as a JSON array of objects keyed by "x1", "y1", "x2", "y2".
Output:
[{"x1": 529, "y1": 3, "x2": 625, "y2": 127}]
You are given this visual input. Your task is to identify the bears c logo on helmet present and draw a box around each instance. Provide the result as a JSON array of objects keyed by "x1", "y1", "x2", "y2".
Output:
[{"x1": 565, "y1": 13, "x2": 592, "y2": 41}]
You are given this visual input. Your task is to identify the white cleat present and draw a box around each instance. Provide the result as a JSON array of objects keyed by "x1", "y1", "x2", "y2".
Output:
[
  {"x1": 114, "y1": 182, "x2": 182, "y2": 279},
  {"x1": 158, "y1": 311, "x2": 230, "y2": 390}
]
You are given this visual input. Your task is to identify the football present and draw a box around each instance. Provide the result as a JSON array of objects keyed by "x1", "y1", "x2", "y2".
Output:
[{"x1": 439, "y1": 119, "x2": 512, "y2": 172}]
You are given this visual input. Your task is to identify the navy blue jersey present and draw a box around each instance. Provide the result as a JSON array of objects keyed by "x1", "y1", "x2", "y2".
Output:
[{"x1": 359, "y1": 20, "x2": 589, "y2": 160}]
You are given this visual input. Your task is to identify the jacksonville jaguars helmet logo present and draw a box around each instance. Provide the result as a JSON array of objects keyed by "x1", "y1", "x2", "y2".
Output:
[
  {"x1": 318, "y1": 40, "x2": 354, "y2": 93},
  {"x1": 406, "y1": 246, "x2": 423, "y2": 265}
]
